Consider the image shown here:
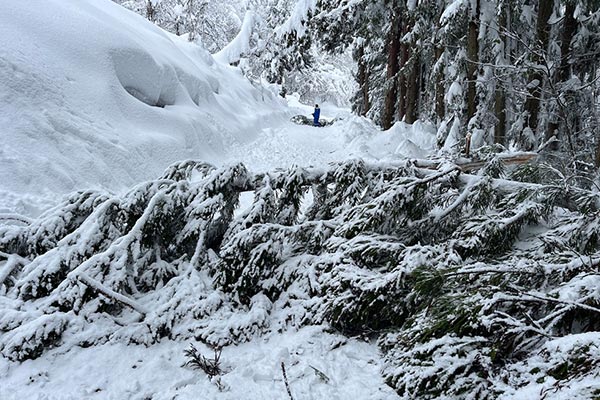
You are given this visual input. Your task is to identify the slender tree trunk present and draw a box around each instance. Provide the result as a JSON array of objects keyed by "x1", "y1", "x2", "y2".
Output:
[
  {"x1": 494, "y1": 3, "x2": 508, "y2": 145},
  {"x1": 523, "y1": 0, "x2": 553, "y2": 139},
  {"x1": 397, "y1": 39, "x2": 409, "y2": 122},
  {"x1": 495, "y1": 89, "x2": 507, "y2": 145},
  {"x1": 558, "y1": 2, "x2": 576, "y2": 83},
  {"x1": 466, "y1": 0, "x2": 480, "y2": 123},
  {"x1": 434, "y1": 45, "x2": 445, "y2": 124},
  {"x1": 547, "y1": 1, "x2": 577, "y2": 145},
  {"x1": 405, "y1": 54, "x2": 420, "y2": 124},
  {"x1": 397, "y1": 8, "x2": 412, "y2": 123},
  {"x1": 382, "y1": 8, "x2": 402, "y2": 129},
  {"x1": 355, "y1": 45, "x2": 371, "y2": 116},
  {"x1": 595, "y1": 139, "x2": 600, "y2": 169}
]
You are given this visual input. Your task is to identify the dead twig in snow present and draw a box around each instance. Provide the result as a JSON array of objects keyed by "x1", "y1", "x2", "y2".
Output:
[{"x1": 281, "y1": 361, "x2": 294, "y2": 400}]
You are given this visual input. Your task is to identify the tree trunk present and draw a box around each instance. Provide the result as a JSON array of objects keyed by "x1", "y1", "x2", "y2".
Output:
[
  {"x1": 494, "y1": 3, "x2": 508, "y2": 145},
  {"x1": 558, "y1": 2, "x2": 576, "y2": 83},
  {"x1": 355, "y1": 45, "x2": 371, "y2": 116},
  {"x1": 494, "y1": 89, "x2": 507, "y2": 145},
  {"x1": 434, "y1": 45, "x2": 445, "y2": 124},
  {"x1": 523, "y1": 0, "x2": 553, "y2": 138},
  {"x1": 466, "y1": 0, "x2": 480, "y2": 123},
  {"x1": 397, "y1": 40, "x2": 409, "y2": 122},
  {"x1": 546, "y1": 1, "x2": 577, "y2": 144},
  {"x1": 405, "y1": 54, "x2": 420, "y2": 124},
  {"x1": 382, "y1": 8, "x2": 402, "y2": 129}
]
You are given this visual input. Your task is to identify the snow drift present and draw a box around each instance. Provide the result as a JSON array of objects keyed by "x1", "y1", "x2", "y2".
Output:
[{"x1": 0, "y1": 0, "x2": 283, "y2": 216}]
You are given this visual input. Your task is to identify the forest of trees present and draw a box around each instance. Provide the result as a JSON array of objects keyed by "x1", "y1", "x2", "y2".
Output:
[
  {"x1": 116, "y1": 1, "x2": 600, "y2": 181},
  {"x1": 311, "y1": 1, "x2": 600, "y2": 171}
]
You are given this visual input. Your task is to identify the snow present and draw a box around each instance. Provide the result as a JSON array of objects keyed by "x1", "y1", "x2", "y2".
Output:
[
  {"x1": 214, "y1": 10, "x2": 255, "y2": 65},
  {"x1": 3, "y1": 0, "x2": 599, "y2": 399},
  {"x1": 440, "y1": 0, "x2": 467, "y2": 25},
  {"x1": 445, "y1": 80, "x2": 463, "y2": 103},
  {"x1": 442, "y1": 117, "x2": 462, "y2": 152},
  {"x1": 0, "y1": 0, "x2": 435, "y2": 219},
  {"x1": 276, "y1": 0, "x2": 317, "y2": 37},
  {"x1": 0, "y1": 326, "x2": 397, "y2": 400},
  {"x1": 0, "y1": 0, "x2": 281, "y2": 216},
  {"x1": 0, "y1": 1, "x2": 441, "y2": 398},
  {"x1": 497, "y1": 332, "x2": 600, "y2": 400}
]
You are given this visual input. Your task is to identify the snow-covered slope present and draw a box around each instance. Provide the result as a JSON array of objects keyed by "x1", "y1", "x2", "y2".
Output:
[{"x1": 0, "y1": 0, "x2": 283, "y2": 216}]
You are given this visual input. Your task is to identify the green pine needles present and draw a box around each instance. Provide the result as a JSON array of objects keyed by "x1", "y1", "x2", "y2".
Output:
[{"x1": 2, "y1": 157, "x2": 600, "y2": 397}]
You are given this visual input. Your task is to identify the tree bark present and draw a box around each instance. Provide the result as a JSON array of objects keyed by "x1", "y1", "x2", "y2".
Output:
[
  {"x1": 397, "y1": 39, "x2": 409, "y2": 122},
  {"x1": 355, "y1": 45, "x2": 371, "y2": 116},
  {"x1": 494, "y1": 90, "x2": 507, "y2": 145},
  {"x1": 434, "y1": 45, "x2": 445, "y2": 124},
  {"x1": 405, "y1": 53, "x2": 420, "y2": 124},
  {"x1": 523, "y1": 0, "x2": 553, "y2": 137},
  {"x1": 382, "y1": 8, "x2": 402, "y2": 129},
  {"x1": 558, "y1": 2, "x2": 577, "y2": 83},
  {"x1": 494, "y1": 2, "x2": 508, "y2": 145},
  {"x1": 546, "y1": 1, "x2": 577, "y2": 144},
  {"x1": 466, "y1": 0, "x2": 480, "y2": 123}
]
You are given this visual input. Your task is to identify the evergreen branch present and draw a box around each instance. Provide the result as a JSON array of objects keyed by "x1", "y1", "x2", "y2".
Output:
[
  {"x1": 498, "y1": 290, "x2": 600, "y2": 315},
  {"x1": 0, "y1": 252, "x2": 29, "y2": 287},
  {"x1": 72, "y1": 272, "x2": 148, "y2": 317},
  {"x1": 0, "y1": 214, "x2": 32, "y2": 225},
  {"x1": 184, "y1": 344, "x2": 222, "y2": 379}
]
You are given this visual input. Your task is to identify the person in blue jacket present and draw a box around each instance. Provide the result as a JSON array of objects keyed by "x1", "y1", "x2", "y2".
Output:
[{"x1": 312, "y1": 104, "x2": 320, "y2": 126}]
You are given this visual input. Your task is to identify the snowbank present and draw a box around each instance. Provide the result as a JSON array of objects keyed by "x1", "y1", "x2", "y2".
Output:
[
  {"x1": 0, "y1": 0, "x2": 282, "y2": 216},
  {"x1": 342, "y1": 118, "x2": 437, "y2": 160}
]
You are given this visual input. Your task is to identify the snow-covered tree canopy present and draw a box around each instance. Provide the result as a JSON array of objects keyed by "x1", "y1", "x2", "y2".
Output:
[{"x1": 3, "y1": 157, "x2": 600, "y2": 397}]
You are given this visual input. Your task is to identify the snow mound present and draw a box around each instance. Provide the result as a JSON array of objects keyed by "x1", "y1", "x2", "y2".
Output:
[
  {"x1": 0, "y1": 0, "x2": 282, "y2": 216},
  {"x1": 343, "y1": 118, "x2": 437, "y2": 160}
]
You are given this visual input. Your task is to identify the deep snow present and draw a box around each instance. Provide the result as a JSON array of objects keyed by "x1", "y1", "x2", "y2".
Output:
[
  {"x1": 0, "y1": 0, "x2": 438, "y2": 399},
  {"x1": 0, "y1": 0, "x2": 284, "y2": 216},
  {"x1": 0, "y1": 0, "x2": 435, "y2": 218}
]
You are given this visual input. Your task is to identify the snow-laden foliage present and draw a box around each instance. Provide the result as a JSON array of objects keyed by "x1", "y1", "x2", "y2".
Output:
[
  {"x1": 310, "y1": 0, "x2": 600, "y2": 180},
  {"x1": 116, "y1": 0, "x2": 244, "y2": 50},
  {"x1": 2, "y1": 158, "x2": 600, "y2": 397}
]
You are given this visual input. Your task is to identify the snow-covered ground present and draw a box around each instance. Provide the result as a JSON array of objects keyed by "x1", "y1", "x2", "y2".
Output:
[
  {"x1": 0, "y1": 326, "x2": 398, "y2": 400},
  {"x1": 0, "y1": 0, "x2": 439, "y2": 398}
]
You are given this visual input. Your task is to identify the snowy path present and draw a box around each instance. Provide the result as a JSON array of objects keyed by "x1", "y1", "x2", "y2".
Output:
[
  {"x1": 0, "y1": 102, "x2": 406, "y2": 399},
  {"x1": 223, "y1": 95, "x2": 427, "y2": 172},
  {"x1": 0, "y1": 2, "x2": 433, "y2": 398},
  {"x1": 226, "y1": 106, "x2": 355, "y2": 171}
]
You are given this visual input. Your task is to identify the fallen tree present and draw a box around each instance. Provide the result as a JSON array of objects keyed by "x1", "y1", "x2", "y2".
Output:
[{"x1": 1, "y1": 156, "x2": 600, "y2": 397}]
